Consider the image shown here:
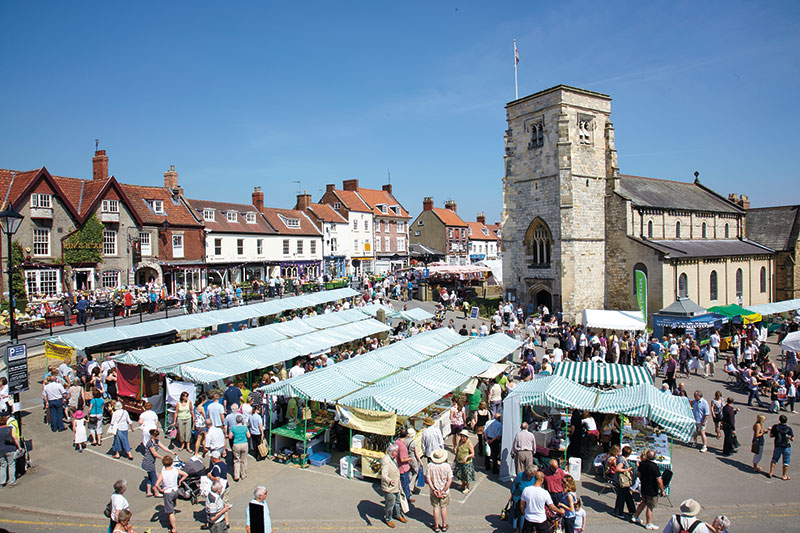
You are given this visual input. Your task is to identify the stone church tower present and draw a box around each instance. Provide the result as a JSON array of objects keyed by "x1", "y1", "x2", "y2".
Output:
[{"x1": 502, "y1": 85, "x2": 619, "y2": 321}]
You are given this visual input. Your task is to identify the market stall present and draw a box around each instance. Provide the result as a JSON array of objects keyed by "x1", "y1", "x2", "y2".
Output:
[
  {"x1": 552, "y1": 361, "x2": 653, "y2": 387},
  {"x1": 581, "y1": 309, "x2": 646, "y2": 331},
  {"x1": 652, "y1": 298, "x2": 728, "y2": 341}
]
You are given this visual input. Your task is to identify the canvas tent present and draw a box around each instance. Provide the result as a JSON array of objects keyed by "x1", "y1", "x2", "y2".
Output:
[
  {"x1": 782, "y1": 331, "x2": 800, "y2": 353},
  {"x1": 552, "y1": 361, "x2": 654, "y2": 387},
  {"x1": 581, "y1": 310, "x2": 646, "y2": 331},
  {"x1": 746, "y1": 298, "x2": 800, "y2": 317},
  {"x1": 707, "y1": 304, "x2": 762, "y2": 324}
]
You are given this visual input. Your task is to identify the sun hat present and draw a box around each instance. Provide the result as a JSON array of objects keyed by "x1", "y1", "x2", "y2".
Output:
[
  {"x1": 73, "y1": 410, "x2": 85, "y2": 419},
  {"x1": 406, "y1": 428, "x2": 416, "y2": 437},
  {"x1": 679, "y1": 498, "x2": 702, "y2": 516},
  {"x1": 423, "y1": 417, "x2": 435, "y2": 426},
  {"x1": 431, "y1": 449, "x2": 447, "y2": 464},
  {"x1": 210, "y1": 450, "x2": 221, "y2": 459}
]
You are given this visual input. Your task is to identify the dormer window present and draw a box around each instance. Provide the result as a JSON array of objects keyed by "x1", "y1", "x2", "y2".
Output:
[
  {"x1": 101, "y1": 199, "x2": 119, "y2": 213},
  {"x1": 333, "y1": 202, "x2": 342, "y2": 210},
  {"x1": 146, "y1": 199, "x2": 164, "y2": 214},
  {"x1": 279, "y1": 214, "x2": 300, "y2": 228},
  {"x1": 226, "y1": 211, "x2": 238, "y2": 223},
  {"x1": 468, "y1": 227, "x2": 473, "y2": 236},
  {"x1": 377, "y1": 204, "x2": 388, "y2": 214},
  {"x1": 481, "y1": 228, "x2": 489, "y2": 236},
  {"x1": 245, "y1": 212, "x2": 257, "y2": 224},
  {"x1": 203, "y1": 208, "x2": 215, "y2": 221},
  {"x1": 390, "y1": 206, "x2": 400, "y2": 215},
  {"x1": 31, "y1": 193, "x2": 52, "y2": 208}
]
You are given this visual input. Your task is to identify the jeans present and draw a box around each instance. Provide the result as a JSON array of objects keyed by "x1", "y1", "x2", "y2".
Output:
[
  {"x1": 490, "y1": 401, "x2": 503, "y2": 417},
  {"x1": 0, "y1": 451, "x2": 16, "y2": 485},
  {"x1": 399, "y1": 471, "x2": 411, "y2": 502},
  {"x1": 48, "y1": 399, "x2": 65, "y2": 432},
  {"x1": 614, "y1": 486, "x2": 636, "y2": 515},
  {"x1": 383, "y1": 491, "x2": 404, "y2": 522},
  {"x1": 772, "y1": 446, "x2": 791, "y2": 466},
  {"x1": 747, "y1": 388, "x2": 765, "y2": 407}
]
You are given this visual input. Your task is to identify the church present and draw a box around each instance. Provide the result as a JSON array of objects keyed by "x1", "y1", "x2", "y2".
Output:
[{"x1": 501, "y1": 85, "x2": 774, "y2": 322}]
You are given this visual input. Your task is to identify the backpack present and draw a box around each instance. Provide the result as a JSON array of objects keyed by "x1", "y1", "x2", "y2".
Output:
[
  {"x1": 674, "y1": 515, "x2": 702, "y2": 533},
  {"x1": 772, "y1": 424, "x2": 792, "y2": 448}
]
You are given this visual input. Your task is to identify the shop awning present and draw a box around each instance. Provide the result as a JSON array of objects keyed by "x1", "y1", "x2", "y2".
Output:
[
  {"x1": 552, "y1": 361, "x2": 654, "y2": 387},
  {"x1": 581, "y1": 310, "x2": 646, "y2": 331},
  {"x1": 707, "y1": 304, "x2": 762, "y2": 324},
  {"x1": 505, "y1": 375, "x2": 600, "y2": 410},
  {"x1": 745, "y1": 299, "x2": 800, "y2": 317},
  {"x1": 782, "y1": 331, "x2": 800, "y2": 352}
]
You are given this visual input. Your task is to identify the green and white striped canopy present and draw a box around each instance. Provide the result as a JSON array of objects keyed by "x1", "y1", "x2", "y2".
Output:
[{"x1": 552, "y1": 361, "x2": 653, "y2": 387}]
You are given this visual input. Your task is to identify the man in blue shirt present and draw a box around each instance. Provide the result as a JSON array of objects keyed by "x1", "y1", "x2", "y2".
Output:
[
  {"x1": 483, "y1": 412, "x2": 504, "y2": 474},
  {"x1": 691, "y1": 390, "x2": 710, "y2": 453},
  {"x1": 207, "y1": 393, "x2": 225, "y2": 428},
  {"x1": 223, "y1": 381, "x2": 243, "y2": 413},
  {"x1": 245, "y1": 485, "x2": 272, "y2": 533},
  {"x1": 76, "y1": 296, "x2": 89, "y2": 325}
]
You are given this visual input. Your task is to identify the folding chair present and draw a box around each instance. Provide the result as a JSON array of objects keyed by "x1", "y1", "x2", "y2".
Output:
[{"x1": 660, "y1": 468, "x2": 674, "y2": 507}]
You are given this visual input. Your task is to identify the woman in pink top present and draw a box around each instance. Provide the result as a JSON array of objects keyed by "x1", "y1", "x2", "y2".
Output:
[{"x1": 449, "y1": 397, "x2": 466, "y2": 451}]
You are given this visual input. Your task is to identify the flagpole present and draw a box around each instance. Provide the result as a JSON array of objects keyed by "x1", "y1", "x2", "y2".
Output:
[{"x1": 513, "y1": 39, "x2": 519, "y2": 100}]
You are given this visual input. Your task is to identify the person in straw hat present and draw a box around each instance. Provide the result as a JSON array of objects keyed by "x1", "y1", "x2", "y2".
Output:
[
  {"x1": 662, "y1": 498, "x2": 711, "y2": 533},
  {"x1": 425, "y1": 448, "x2": 453, "y2": 532}
]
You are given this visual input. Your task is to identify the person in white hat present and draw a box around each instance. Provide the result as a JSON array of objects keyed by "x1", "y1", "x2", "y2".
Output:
[
  {"x1": 426, "y1": 449, "x2": 453, "y2": 532},
  {"x1": 662, "y1": 498, "x2": 710, "y2": 533}
]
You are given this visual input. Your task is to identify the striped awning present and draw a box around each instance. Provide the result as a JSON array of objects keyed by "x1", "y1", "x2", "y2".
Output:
[{"x1": 552, "y1": 361, "x2": 653, "y2": 387}]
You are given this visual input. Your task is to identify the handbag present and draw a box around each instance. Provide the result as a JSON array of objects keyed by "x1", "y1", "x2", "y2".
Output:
[
  {"x1": 399, "y1": 489, "x2": 409, "y2": 514},
  {"x1": 618, "y1": 470, "x2": 633, "y2": 488},
  {"x1": 485, "y1": 443, "x2": 491, "y2": 456},
  {"x1": 257, "y1": 440, "x2": 269, "y2": 458},
  {"x1": 106, "y1": 423, "x2": 117, "y2": 436},
  {"x1": 103, "y1": 501, "x2": 112, "y2": 518},
  {"x1": 751, "y1": 441, "x2": 760, "y2": 454}
]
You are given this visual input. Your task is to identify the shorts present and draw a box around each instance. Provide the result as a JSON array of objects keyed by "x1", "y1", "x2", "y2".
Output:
[
  {"x1": 450, "y1": 424, "x2": 464, "y2": 435},
  {"x1": 642, "y1": 495, "x2": 658, "y2": 510},
  {"x1": 429, "y1": 492, "x2": 451, "y2": 508},
  {"x1": 695, "y1": 422, "x2": 706, "y2": 433},
  {"x1": 163, "y1": 490, "x2": 179, "y2": 514},
  {"x1": 772, "y1": 446, "x2": 791, "y2": 466}
]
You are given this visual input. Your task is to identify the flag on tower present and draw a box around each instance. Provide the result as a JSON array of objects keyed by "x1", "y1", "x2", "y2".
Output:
[{"x1": 514, "y1": 41, "x2": 519, "y2": 65}]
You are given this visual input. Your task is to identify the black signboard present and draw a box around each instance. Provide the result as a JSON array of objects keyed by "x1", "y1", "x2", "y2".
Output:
[{"x1": 5, "y1": 344, "x2": 29, "y2": 394}]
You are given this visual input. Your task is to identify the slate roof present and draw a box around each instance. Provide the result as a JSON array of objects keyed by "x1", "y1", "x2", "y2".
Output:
[
  {"x1": 431, "y1": 207, "x2": 467, "y2": 227},
  {"x1": 617, "y1": 175, "x2": 743, "y2": 214},
  {"x1": 467, "y1": 221, "x2": 495, "y2": 241},
  {"x1": 356, "y1": 187, "x2": 410, "y2": 218},
  {"x1": 260, "y1": 207, "x2": 322, "y2": 236},
  {"x1": 746, "y1": 206, "x2": 800, "y2": 252},
  {"x1": 409, "y1": 243, "x2": 446, "y2": 257},
  {"x1": 186, "y1": 198, "x2": 276, "y2": 235},
  {"x1": 634, "y1": 238, "x2": 773, "y2": 259},
  {"x1": 306, "y1": 203, "x2": 347, "y2": 224},
  {"x1": 657, "y1": 297, "x2": 707, "y2": 317}
]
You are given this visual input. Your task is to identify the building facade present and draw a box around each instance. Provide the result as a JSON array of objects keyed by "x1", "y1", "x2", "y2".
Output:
[
  {"x1": 467, "y1": 215, "x2": 499, "y2": 263},
  {"x1": 409, "y1": 197, "x2": 469, "y2": 265},
  {"x1": 319, "y1": 181, "x2": 375, "y2": 275},
  {"x1": 746, "y1": 205, "x2": 800, "y2": 301},
  {"x1": 295, "y1": 193, "x2": 350, "y2": 278}
]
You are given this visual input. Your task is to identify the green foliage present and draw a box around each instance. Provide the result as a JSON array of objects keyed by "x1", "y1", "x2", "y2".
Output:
[
  {"x1": 469, "y1": 297, "x2": 502, "y2": 319},
  {"x1": 64, "y1": 213, "x2": 104, "y2": 264},
  {"x1": 1, "y1": 240, "x2": 28, "y2": 311}
]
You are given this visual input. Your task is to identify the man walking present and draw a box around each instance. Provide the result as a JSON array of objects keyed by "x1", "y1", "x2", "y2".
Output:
[
  {"x1": 768, "y1": 414, "x2": 794, "y2": 480},
  {"x1": 421, "y1": 417, "x2": 444, "y2": 462},
  {"x1": 511, "y1": 422, "x2": 537, "y2": 476},
  {"x1": 245, "y1": 486, "x2": 273, "y2": 533},
  {"x1": 520, "y1": 471, "x2": 564, "y2": 533},
  {"x1": 205, "y1": 481, "x2": 231, "y2": 533},
  {"x1": 745, "y1": 370, "x2": 766, "y2": 408},
  {"x1": 483, "y1": 413, "x2": 503, "y2": 474},
  {"x1": 380, "y1": 444, "x2": 407, "y2": 528},
  {"x1": 691, "y1": 391, "x2": 710, "y2": 453},
  {"x1": 631, "y1": 450, "x2": 664, "y2": 530},
  {"x1": 426, "y1": 449, "x2": 453, "y2": 533},
  {"x1": 43, "y1": 376, "x2": 67, "y2": 432},
  {"x1": 395, "y1": 428, "x2": 414, "y2": 505},
  {"x1": 721, "y1": 397, "x2": 738, "y2": 456}
]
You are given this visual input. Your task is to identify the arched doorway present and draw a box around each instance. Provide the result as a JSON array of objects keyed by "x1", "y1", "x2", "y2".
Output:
[
  {"x1": 534, "y1": 289, "x2": 552, "y2": 310},
  {"x1": 136, "y1": 266, "x2": 159, "y2": 286}
]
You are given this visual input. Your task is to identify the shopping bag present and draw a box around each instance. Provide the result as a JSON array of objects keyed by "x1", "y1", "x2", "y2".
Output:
[
  {"x1": 399, "y1": 490, "x2": 409, "y2": 514},
  {"x1": 106, "y1": 423, "x2": 117, "y2": 436},
  {"x1": 257, "y1": 440, "x2": 269, "y2": 458},
  {"x1": 416, "y1": 468, "x2": 426, "y2": 488}
]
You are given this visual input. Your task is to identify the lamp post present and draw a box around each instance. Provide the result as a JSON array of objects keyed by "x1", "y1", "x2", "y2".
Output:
[{"x1": 0, "y1": 204, "x2": 24, "y2": 435}]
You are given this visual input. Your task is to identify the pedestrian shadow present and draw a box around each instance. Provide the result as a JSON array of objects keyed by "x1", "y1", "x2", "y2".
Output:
[
  {"x1": 717, "y1": 454, "x2": 756, "y2": 474},
  {"x1": 483, "y1": 513, "x2": 514, "y2": 532},
  {"x1": 578, "y1": 494, "x2": 612, "y2": 514},
  {"x1": 356, "y1": 500, "x2": 381, "y2": 526}
]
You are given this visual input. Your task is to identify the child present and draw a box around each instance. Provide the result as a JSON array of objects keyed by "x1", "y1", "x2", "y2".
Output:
[
  {"x1": 558, "y1": 474, "x2": 578, "y2": 533},
  {"x1": 574, "y1": 497, "x2": 586, "y2": 533},
  {"x1": 72, "y1": 410, "x2": 87, "y2": 452}
]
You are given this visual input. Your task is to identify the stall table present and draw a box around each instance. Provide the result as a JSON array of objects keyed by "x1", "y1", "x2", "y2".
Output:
[
  {"x1": 621, "y1": 426, "x2": 672, "y2": 495},
  {"x1": 270, "y1": 422, "x2": 330, "y2": 457},
  {"x1": 349, "y1": 447, "x2": 385, "y2": 479}
]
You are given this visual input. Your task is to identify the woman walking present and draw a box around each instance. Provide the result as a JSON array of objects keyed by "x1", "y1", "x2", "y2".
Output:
[
  {"x1": 87, "y1": 390, "x2": 105, "y2": 446},
  {"x1": 175, "y1": 392, "x2": 193, "y2": 452},
  {"x1": 452, "y1": 431, "x2": 475, "y2": 493},
  {"x1": 228, "y1": 414, "x2": 250, "y2": 481},
  {"x1": 249, "y1": 405, "x2": 265, "y2": 461},
  {"x1": 67, "y1": 378, "x2": 84, "y2": 421},
  {"x1": 142, "y1": 429, "x2": 171, "y2": 497},
  {"x1": 752, "y1": 414, "x2": 768, "y2": 472},
  {"x1": 470, "y1": 401, "x2": 490, "y2": 457},
  {"x1": 155, "y1": 455, "x2": 188, "y2": 533},
  {"x1": 613, "y1": 446, "x2": 636, "y2": 518},
  {"x1": 508, "y1": 465, "x2": 536, "y2": 533},
  {"x1": 110, "y1": 402, "x2": 134, "y2": 460},
  {"x1": 711, "y1": 391, "x2": 724, "y2": 439},
  {"x1": 449, "y1": 396, "x2": 466, "y2": 451},
  {"x1": 72, "y1": 410, "x2": 87, "y2": 452},
  {"x1": 138, "y1": 402, "x2": 158, "y2": 448},
  {"x1": 108, "y1": 479, "x2": 130, "y2": 533}
]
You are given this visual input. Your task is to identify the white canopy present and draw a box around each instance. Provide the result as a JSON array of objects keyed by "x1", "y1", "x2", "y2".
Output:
[
  {"x1": 782, "y1": 331, "x2": 800, "y2": 352},
  {"x1": 581, "y1": 309, "x2": 646, "y2": 331},
  {"x1": 746, "y1": 299, "x2": 800, "y2": 317}
]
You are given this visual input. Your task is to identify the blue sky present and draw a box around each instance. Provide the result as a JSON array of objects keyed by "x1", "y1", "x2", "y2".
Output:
[{"x1": 1, "y1": 1, "x2": 798, "y2": 223}]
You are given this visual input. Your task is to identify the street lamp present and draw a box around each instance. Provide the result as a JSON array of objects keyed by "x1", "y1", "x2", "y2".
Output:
[{"x1": 0, "y1": 204, "x2": 24, "y2": 343}]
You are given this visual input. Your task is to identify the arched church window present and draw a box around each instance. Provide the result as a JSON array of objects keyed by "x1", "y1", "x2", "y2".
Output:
[
  {"x1": 524, "y1": 218, "x2": 553, "y2": 268},
  {"x1": 678, "y1": 273, "x2": 688, "y2": 298}
]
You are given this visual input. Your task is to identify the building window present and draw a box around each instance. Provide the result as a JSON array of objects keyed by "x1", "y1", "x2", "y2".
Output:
[
  {"x1": 296, "y1": 240, "x2": 303, "y2": 254},
  {"x1": 140, "y1": 232, "x2": 152, "y2": 256},
  {"x1": 676, "y1": 221, "x2": 681, "y2": 239},
  {"x1": 701, "y1": 222, "x2": 707, "y2": 239},
  {"x1": 375, "y1": 238, "x2": 381, "y2": 252},
  {"x1": 25, "y1": 269, "x2": 59, "y2": 296},
  {"x1": 282, "y1": 239, "x2": 290, "y2": 255},
  {"x1": 735, "y1": 268, "x2": 743, "y2": 297},
  {"x1": 710, "y1": 270, "x2": 718, "y2": 301},
  {"x1": 101, "y1": 199, "x2": 119, "y2": 213},
  {"x1": 449, "y1": 228, "x2": 454, "y2": 239},
  {"x1": 760, "y1": 266, "x2": 767, "y2": 293},
  {"x1": 397, "y1": 237, "x2": 405, "y2": 251},
  {"x1": 378, "y1": 204, "x2": 388, "y2": 214},
  {"x1": 146, "y1": 199, "x2": 164, "y2": 214},
  {"x1": 101, "y1": 270, "x2": 120, "y2": 288},
  {"x1": 678, "y1": 273, "x2": 688, "y2": 298},
  {"x1": 578, "y1": 116, "x2": 593, "y2": 145},
  {"x1": 632, "y1": 263, "x2": 648, "y2": 295},
  {"x1": 414, "y1": 230, "x2": 420, "y2": 236},
  {"x1": 237, "y1": 238, "x2": 244, "y2": 255},
  {"x1": 524, "y1": 218, "x2": 552, "y2": 268},
  {"x1": 226, "y1": 211, "x2": 238, "y2": 223},
  {"x1": 725, "y1": 223, "x2": 730, "y2": 239},
  {"x1": 397, "y1": 221, "x2": 405, "y2": 233},
  {"x1": 103, "y1": 230, "x2": 117, "y2": 256},
  {"x1": 353, "y1": 219, "x2": 358, "y2": 231},
  {"x1": 214, "y1": 238, "x2": 222, "y2": 256},
  {"x1": 527, "y1": 119, "x2": 544, "y2": 149},
  {"x1": 310, "y1": 240, "x2": 316, "y2": 254},
  {"x1": 333, "y1": 202, "x2": 342, "y2": 210},
  {"x1": 203, "y1": 209, "x2": 215, "y2": 221},
  {"x1": 30, "y1": 193, "x2": 52, "y2": 208},
  {"x1": 418, "y1": 220, "x2": 424, "y2": 226},
  {"x1": 172, "y1": 234, "x2": 184, "y2": 258},
  {"x1": 354, "y1": 239, "x2": 359, "y2": 252},
  {"x1": 32, "y1": 228, "x2": 50, "y2": 256},
  {"x1": 246, "y1": 212, "x2": 257, "y2": 224},
  {"x1": 385, "y1": 236, "x2": 391, "y2": 252},
  {"x1": 647, "y1": 220, "x2": 653, "y2": 238},
  {"x1": 364, "y1": 220, "x2": 369, "y2": 232},
  {"x1": 256, "y1": 239, "x2": 263, "y2": 255}
]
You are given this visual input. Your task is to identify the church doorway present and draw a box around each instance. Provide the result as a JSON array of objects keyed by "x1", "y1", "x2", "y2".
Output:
[{"x1": 534, "y1": 289, "x2": 552, "y2": 311}]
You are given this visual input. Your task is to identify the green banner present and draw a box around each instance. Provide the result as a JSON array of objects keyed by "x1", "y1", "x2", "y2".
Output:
[{"x1": 635, "y1": 269, "x2": 648, "y2": 320}]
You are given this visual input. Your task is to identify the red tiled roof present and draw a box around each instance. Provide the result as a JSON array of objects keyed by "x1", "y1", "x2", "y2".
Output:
[
  {"x1": 260, "y1": 207, "x2": 322, "y2": 236},
  {"x1": 119, "y1": 183, "x2": 202, "y2": 227},
  {"x1": 355, "y1": 187, "x2": 410, "y2": 218},
  {"x1": 306, "y1": 203, "x2": 347, "y2": 223},
  {"x1": 0, "y1": 167, "x2": 82, "y2": 219},
  {"x1": 432, "y1": 207, "x2": 467, "y2": 227},
  {"x1": 186, "y1": 198, "x2": 276, "y2": 235},
  {"x1": 331, "y1": 190, "x2": 372, "y2": 213},
  {"x1": 467, "y1": 221, "x2": 495, "y2": 241}
]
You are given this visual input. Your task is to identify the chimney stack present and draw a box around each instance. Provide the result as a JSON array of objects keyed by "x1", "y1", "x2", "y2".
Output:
[
  {"x1": 423, "y1": 197, "x2": 434, "y2": 211},
  {"x1": 739, "y1": 195, "x2": 750, "y2": 210},
  {"x1": 382, "y1": 183, "x2": 392, "y2": 195},
  {"x1": 252, "y1": 186, "x2": 264, "y2": 213},
  {"x1": 728, "y1": 193, "x2": 739, "y2": 204},
  {"x1": 296, "y1": 191, "x2": 312, "y2": 211},
  {"x1": 92, "y1": 150, "x2": 109, "y2": 181},
  {"x1": 476, "y1": 212, "x2": 486, "y2": 225},
  {"x1": 444, "y1": 200, "x2": 457, "y2": 212},
  {"x1": 326, "y1": 184, "x2": 335, "y2": 193},
  {"x1": 164, "y1": 164, "x2": 181, "y2": 194},
  {"x1": 343, "y1": 179, "x2": 359, "y2": 191}
]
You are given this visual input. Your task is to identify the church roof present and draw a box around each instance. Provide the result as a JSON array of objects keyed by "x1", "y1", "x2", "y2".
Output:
[
  {"x1": 745, "y1": 205, "x2": 800, "y2": 252},
  {"x1": 635, "y1": 238, "x2": 773, "y2": 259},
  {"x1": 657, "y1": 297, "x2": 707, "y2": 317},
  {"x1": 616, "y1": 175, "x2": 743, "y2": 214}
]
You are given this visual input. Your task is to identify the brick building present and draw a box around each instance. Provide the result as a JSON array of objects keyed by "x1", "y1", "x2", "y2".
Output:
[
  {"x1": 746, "y1": 205, "x2": 800, "y2": 301},
  {"x1": 409, "y1": 197, "x2": 469, "y2": 265}
]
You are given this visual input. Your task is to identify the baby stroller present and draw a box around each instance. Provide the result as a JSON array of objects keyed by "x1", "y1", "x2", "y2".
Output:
[{"x1": 176, "y1": 455, "x2": 206, "y2": 505}]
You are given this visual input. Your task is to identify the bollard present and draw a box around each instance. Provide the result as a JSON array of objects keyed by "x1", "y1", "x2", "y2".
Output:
[
  {"x1": 165, "y1": 304, "x2": 169, "y2": 319},
  {"x1": 113, "y1": 311, "x2": 116, "y2": 327},
  {"x1": 140, "y1": 305, "x2": 143, "y2": 323}
]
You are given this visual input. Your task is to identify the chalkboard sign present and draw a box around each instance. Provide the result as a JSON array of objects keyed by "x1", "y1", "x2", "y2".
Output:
[
  {"x1": 5, "y1": 344, "x2": 29, "y2": 394},
  {"x1": 470, "y1": 306, "x2": 480, "y2": 319}
]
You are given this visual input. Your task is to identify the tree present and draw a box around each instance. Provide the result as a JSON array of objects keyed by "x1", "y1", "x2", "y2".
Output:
[{"x1": 2, "y1": 240, "x2": 28, "y2": 312}]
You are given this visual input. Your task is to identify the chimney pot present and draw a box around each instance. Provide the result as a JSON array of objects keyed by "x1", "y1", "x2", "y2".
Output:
[
  {"x1": 382, "y1": 183, "x2": 392, "y2": 194},
  {"x1": 343, "y1": 179, "x2": 359, "y2": 191},
  {"x1": 296, "y1": 192, "x2": 312, "y2": 211},
  {"x1": 423, "y1": 197, "x2": 434, "y2": 211},
  {"x1": 92, "y1": 149, "x2": 109, "y2": 181},
  {"x1": 476, "y1": 212, "x2": 486, "y2": 225},
  {"x1": 252, "y1": 186, "x2": 264, "y2": 213},
  {"x1": 444, "y1": 200, "x2": 457, "y2": 212},
  {"x1": 326, "y1": 184, "x2": 335, "y2": 193},
  {"x1": 739, "y1": 195, "x2": 750, "y2": 209},
  {"x1": 163, "y1": 165, "x2": 179, "y2": 190}
]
